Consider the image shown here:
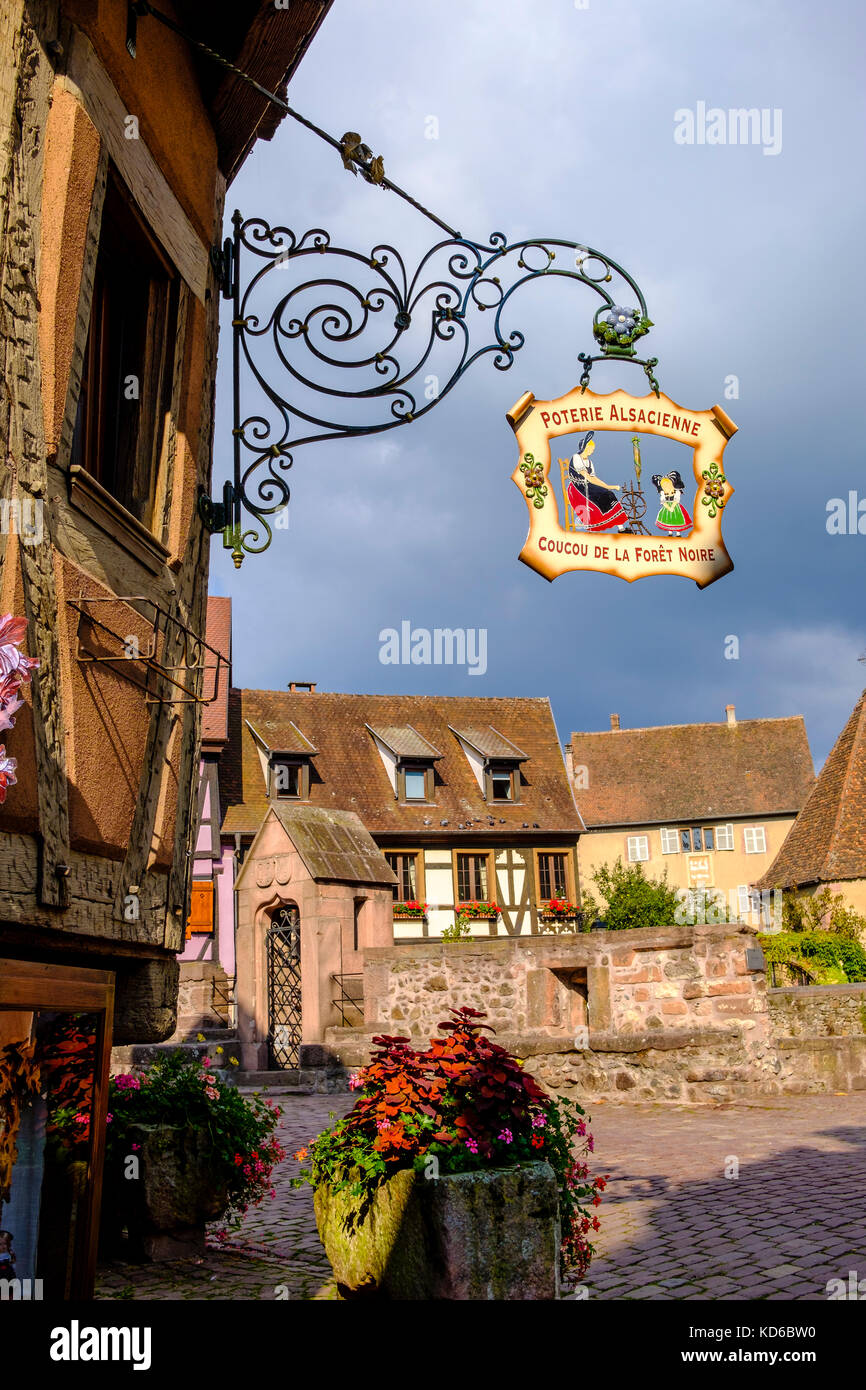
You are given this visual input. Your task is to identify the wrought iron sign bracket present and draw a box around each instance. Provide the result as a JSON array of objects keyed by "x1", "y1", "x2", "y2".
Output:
[{"x1": 199, "y1": 217, "x2": 659, "y2": 567}]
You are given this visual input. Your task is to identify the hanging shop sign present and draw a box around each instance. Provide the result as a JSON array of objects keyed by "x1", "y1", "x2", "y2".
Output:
[{"x1": 508, "y1": 387, "x2": 737, "y2": 588}]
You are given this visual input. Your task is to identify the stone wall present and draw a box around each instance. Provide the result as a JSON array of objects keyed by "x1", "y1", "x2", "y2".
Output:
[
  {"x1": 768, "y1": 985, "x2": 866, "y2": 1095},
  {"x1": 323, "y1": 931, "x2": 866, "y2": 1103},
  {"x1": 769, "y1": 985, "x2": 866, "y2": 1038},
  {"x1": 328, "y1": 924, "x2": 778, "y2": 1104}
]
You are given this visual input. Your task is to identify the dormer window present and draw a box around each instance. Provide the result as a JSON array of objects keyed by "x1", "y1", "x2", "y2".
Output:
[
  {"x1": 401, "y1": 765, "x2": 430, "y2": 802},
  {"x1": 450, "y1": 726, "x2": 528, "y2": 804},
  {"x1": 270, "y1": 758, "x2": 310, "y2": 800},
  {"x1": 487, "y1": 762, "x2": 519, "y2": 802},
  {"x1": 246, "y1": 718, "x2": 317, "y2": 802},
  {"x1": 367, "y1": 725, "x2": 442, "y2": 805}
]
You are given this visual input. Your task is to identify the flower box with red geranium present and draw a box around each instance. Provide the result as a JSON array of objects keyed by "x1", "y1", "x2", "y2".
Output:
[
  {"x1": 392, "y1": 900, "x2": 428, "y2": 921},
  {"x1": 456, "y1": 900, "x2": 499, "y2": 920},
  {"x1": 294, "y1": 1007, "x2": 607, "y2": 1299},
  {"x1": 539, "y1": 898, "x2": 584, "y2": 931}
]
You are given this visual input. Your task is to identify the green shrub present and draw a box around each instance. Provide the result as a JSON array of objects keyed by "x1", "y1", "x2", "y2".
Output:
[
  {"x1": 580, "y1": 858, "x2": 681, "y2": 932},
  {"x1": 759, "y1": 931, "x2": 866, "y2": 984},
  {"x1": 780, "y1": 886, "x2": 866, "y2": 940}
]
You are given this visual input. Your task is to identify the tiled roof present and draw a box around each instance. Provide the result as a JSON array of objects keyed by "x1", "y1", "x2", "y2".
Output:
[
  {"x1": 247, "y1": 718, "x2": 318, "y2": 756},
  {"x1": 367, "y1": 725, "x2": 442, "y2": 759},
  {"x1": 235, "y1": 804, "x2": 396, "y2": 887},
  {"x1": 756, "y1": 690, "x2": 866, "y2": 889},
  {"x1": 450, "y1": 726, "x2": 528, "y2": 760},
  {"x1": 569, "y1": 715, "x2": 814, "y2": 828},
  {"x1": 221, "y1": 690, "x2": 583, "y2": 838},
  {"x1": 201, "y1": 596, "x2": 232, "y2": 746}
]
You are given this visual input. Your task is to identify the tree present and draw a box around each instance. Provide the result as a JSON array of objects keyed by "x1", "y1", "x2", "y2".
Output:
[
  {"x1": 780, "y1": 885, "x2": 865, "y2": 941},
  {"x1": 580, "y1": 858, "x2": 681, "y2": 932}
]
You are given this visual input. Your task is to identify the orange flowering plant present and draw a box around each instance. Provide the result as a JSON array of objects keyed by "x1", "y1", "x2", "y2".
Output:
[{"x1": 293, "y1": 1007, "x2": 607, "y2": 1278}]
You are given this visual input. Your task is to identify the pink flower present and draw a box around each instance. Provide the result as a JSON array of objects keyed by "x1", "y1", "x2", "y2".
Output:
[
  {"x1": 0, "y1": 680, "x2": 23, "y2": 732},
  {"x1": 105, "y1": 1113, "x2": 113, "y2": 1123},
  {"x1": 497, "y1": 1128, "x2": 513, "y2": 1145},
  {"x1": 200, "y1": 1057, "x2": 212, "y2": 1068},
  {"x1": 0, "y1": 747, "x2": 17, "y2": 803},
  {"x1": 73, "y1": 1113, "x2": 89, "y2": 1126},
  {"x1": 114, "y1": 1073, "x2": 141, "y2": 1090},
  {"x1": 131, "y1": 1143, "x2": 141, "y2": 1151},
  {"x1": 348, "y1": 1073, "x2": 363, "y2": 1090},
  {"x1": 465, "y1": 1138, "x2": 479, "y2": 1154},
  {"x1": 531, "y1": 1113, "x2": 546, "y2": 1129},
  {"x1": 0, "y1": 614, "x2": 38, "y2": 683}
]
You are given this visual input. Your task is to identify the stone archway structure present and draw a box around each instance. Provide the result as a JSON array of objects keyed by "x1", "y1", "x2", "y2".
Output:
[{"x1": 233, "y1": 804, "x2": 396, "y2": 1069}]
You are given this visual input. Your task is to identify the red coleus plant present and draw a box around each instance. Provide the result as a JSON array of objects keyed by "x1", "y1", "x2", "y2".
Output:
[{"x1": 295, "y1": 1006, "x2": 607, "y2": 1278}]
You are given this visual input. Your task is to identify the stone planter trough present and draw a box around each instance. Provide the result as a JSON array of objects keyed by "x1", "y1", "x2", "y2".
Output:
[
  {"x1": 315, "y1": 1160, "x2": 560, "y2": 1300},
  {"x1": 100, "y1": 1123, "x2": 229, "y2": 1261}
]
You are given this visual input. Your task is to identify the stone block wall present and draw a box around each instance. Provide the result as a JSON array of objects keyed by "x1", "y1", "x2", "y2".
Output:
[
  {"x1": 769, "y1": 984, "x2": 866, "y2": 1038},
  {"x1": 323, "y1": 931, "x2": 866, "y2": 1103},
  {"x1": 337, "y1": 924, "x2": 776, "y2": 1103}
]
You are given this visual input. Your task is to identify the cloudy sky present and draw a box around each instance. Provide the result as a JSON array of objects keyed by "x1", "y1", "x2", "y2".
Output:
[{"x1": 209, "y1": 0, "x2": 865, "y2": 769}]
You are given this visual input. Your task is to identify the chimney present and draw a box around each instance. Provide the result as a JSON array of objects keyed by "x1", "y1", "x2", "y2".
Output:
[
  {"x1": 288, "y1": 681, "x2": 317, "y2": 693},
  {"x1": 610, "y1": 713, "x2": 621, "y2": 731},
  {"x1": 725, "y1": 704, "x2": 736, "y2": 727}
]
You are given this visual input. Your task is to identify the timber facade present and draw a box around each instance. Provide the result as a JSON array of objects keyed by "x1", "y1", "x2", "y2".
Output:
[{"x1": 0, "y1": 0, "x2": 331, "y2": 1296}]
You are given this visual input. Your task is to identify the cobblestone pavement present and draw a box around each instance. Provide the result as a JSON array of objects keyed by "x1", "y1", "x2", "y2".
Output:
[
  {"x1": 584, "y1": 1092, "x2": 866, "y2": 1301},
  {"x1": 96, "y1": 1091, "x2": 353, "y2": 1302},
  {"x1": 96, "y1": 1090, "x2": 866, "y2": 1301}
]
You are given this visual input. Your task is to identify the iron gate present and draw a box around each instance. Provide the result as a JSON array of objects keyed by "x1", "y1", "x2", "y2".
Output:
[{"x1": 266, "y1": 904, "x2": 301, "y2": 1069}]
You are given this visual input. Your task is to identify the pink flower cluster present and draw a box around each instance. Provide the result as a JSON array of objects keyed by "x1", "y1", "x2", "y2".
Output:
[
  {"x1": 114, "y1": 1073, "x2": 142, "y2": 1091},
  {"x1": 199, "y1": 1069, "x2": 219, "y2": 1101},
  {"x1": 0, "y1": 614, "x2": 39, "y2": 804}
]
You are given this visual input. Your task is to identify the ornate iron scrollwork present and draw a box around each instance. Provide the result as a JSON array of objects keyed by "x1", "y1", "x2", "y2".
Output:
[{"x1": 201, "y1": 211, "x2": 659, "y2": 566}]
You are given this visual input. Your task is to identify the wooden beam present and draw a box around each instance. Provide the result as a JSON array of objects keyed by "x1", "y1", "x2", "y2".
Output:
[
  {"x1": 59, "y1": 30, "x2": 209, "y2": 302},
  {"x1": 1, "y1": 6, "x2": 71, "y2": 908}
]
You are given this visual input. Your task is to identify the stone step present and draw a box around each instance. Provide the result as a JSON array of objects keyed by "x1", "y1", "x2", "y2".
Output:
[{"x1": 111, "y1": 1039, "x2": 241, "y2": 1073}]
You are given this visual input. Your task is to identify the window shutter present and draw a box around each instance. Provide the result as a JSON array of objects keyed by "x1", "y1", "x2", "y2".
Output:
[{"x1": 186, "y1": 881, "x2": 214, "y2": 938}]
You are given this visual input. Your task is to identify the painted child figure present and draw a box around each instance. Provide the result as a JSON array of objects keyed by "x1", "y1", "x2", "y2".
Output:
[
  {"x1": 566, "y1": 432, "x2": 630, "y2": 532},
  {"x1": 0, "y1": 1230, "x2": 15, "y2": 1274},
  {"x1": 651, "y1": 470, "x2": 693, "y2": 536}
]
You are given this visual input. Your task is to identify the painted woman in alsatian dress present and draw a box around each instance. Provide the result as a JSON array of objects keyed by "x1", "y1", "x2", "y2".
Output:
[{"x1": 566, "y1": 432, "x2": 630, "y2": 533}]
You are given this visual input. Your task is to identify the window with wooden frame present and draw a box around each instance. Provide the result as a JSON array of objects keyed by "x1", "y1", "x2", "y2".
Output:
[
  {"x1": 269, "y1": 758, "x2": 310, "y2": 800},
  {"x1": 71, "y1": 173, "x2": 178, "y2": 530},
  {"x1": 396, "y1": 762, "x2": 434, "y2": 803},
  {"x1": 535, "y1": 849, "x2": 574, "y2": 902},
  {"x1": 485, "y1": 761, "x2": 519, "y2": 803},
  {"x1": 186, "y1": 880, "x2": 214, "y2": 938},
  {"x1": 455, "y1": 851, "x2": 492, "y2": 902},
  {"x1": 385, "y1": 851, "x2": 423, "y2": 902}
]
